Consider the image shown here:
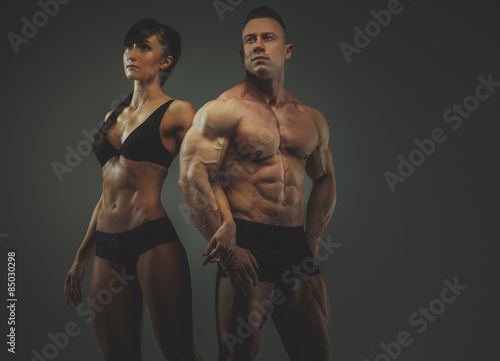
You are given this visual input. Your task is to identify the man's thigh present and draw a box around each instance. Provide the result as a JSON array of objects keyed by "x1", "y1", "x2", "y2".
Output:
[
  {"x1": 271, "y1": 274, "x2": 331, "y2": 361},
  {"x1": 216, "y1": 277, "x2": 276, "y2": 361}
]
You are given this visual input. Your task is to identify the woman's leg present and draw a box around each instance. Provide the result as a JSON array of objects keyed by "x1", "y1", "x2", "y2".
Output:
[
  {"x1": 136, "y1": 241, "x2": 202, "y2": 361},
  {"x1": 90, "y1": 256, "x2": 144, "y2": 361}
]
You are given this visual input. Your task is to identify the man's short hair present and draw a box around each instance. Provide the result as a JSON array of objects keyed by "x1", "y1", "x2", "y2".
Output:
[{"x1": 244, "y1": 6, "x2": 288, "y2": 43}]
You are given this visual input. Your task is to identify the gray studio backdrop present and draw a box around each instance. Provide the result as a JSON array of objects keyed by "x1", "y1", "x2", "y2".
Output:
[{"x1": 1, "y1": 0, "x2": 499, "y2": 360}]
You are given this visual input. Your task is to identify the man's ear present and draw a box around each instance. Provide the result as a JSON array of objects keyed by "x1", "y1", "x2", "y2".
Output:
[
  {"x1": 239, "y1": 48, "x2": 244, "y2": 63},
  {"x1": 285, "y1": 43, "x2": 293, "y2": 60}
]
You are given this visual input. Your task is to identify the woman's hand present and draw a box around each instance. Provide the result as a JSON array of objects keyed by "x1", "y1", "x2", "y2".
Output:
[
  {"x1": 64, "y1": 261, "x2": 87, "y2": 305},
  {"x1": 202, "y1": 221, "x2": 236, "y2": 266}
]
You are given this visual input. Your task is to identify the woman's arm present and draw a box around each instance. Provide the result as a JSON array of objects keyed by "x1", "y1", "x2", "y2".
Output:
[
  {"x1": 74, "y1": 195, "x2": 102, "y2": 264},
  {"x1": 64, "y1": 195, "x2": 102, "y2": 305}
]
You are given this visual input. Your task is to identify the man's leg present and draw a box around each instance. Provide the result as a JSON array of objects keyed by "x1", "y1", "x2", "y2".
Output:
[
  {"x1": 216, "y1": 277, "x2": 276, "y2": 361},
  {"x1": 271, "y1": 274, "x2": 331, "y2": 361}
]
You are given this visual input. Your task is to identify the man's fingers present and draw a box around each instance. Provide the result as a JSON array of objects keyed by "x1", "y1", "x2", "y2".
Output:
[
  {"x1": 245, "y1": 252, "x2": 259, "y2": 292},
  {"x1": 228, "y1": 273, "x2": 239, "y2": 292},
  {"x1": 223, "y1": 266, "x2": 237, "y2": 290},
  {"x1": 235, "y1": 274, "x2": 247, "y2": 295},
  {"x1": 227, "y1": 268, "x2": 245, "y2": 294},
  {"x1": 233, "y1": 267, "x2": 253, "y2": 297},
  {"x1": 248, "y1": 251, "x2": 259, "y2": 270},
  {"x1": 241, "y1": 273, "x2": 254, "y2": 296},
  {"x1": 248, "y1": 265, "x2": 258, "y2": 289},
  {"x1": 243, "y1": 258, "x2": 259, "y2": 290},
  {"x1": 224, "y1": 252, "x2": 235, "y2": 266}
]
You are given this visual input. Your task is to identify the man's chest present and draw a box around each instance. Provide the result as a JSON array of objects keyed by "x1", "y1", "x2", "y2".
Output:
[{"x1": 230, "y1": 105, "x2": 319, "y2": 162}]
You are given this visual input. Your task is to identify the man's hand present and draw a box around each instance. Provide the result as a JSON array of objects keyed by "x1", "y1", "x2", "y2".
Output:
[
  {"x1": 202, "y1": 221, "x2": 236, "y2": 266},
  {"x1": 222, "y1": 246, "x2": 259, "y2": 296}
]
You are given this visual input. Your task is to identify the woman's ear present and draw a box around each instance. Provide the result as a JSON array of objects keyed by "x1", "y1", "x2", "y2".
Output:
[{"x1": 161, "y1": 55, "x2": 174, "y2": 70}]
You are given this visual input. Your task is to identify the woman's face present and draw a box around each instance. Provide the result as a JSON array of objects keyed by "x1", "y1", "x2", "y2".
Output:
[{"x1": 123, "y1": 34, "x2": 171, "y2": 83}]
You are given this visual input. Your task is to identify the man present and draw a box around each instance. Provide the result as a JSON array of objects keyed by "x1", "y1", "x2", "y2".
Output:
[{"x1": 178, "y1": 6, "x2": 336, "y2": 361}]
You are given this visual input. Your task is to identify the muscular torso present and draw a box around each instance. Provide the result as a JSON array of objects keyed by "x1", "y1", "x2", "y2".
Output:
[
  {"x1": 96, "y1": 97, "x2": 181, "y2": 232},
  {"x1": 217, "y1": 87, "x2": 319, "y2": 227}
]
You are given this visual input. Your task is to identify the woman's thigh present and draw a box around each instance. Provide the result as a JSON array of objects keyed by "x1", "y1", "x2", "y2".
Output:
[
  {"x1": 90, "y1": 256, "x2": 144, "y2": 361},
  {"x1": 136, "y1": 242, "x2": 197, "y2": 359}
]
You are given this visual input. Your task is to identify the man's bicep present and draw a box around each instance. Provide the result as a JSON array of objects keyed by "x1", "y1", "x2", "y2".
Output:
[
  {"x1": 306, "y1": 110, "x2": 334, "y2": 180},
  {"x1": 180, "y1": 99, "x2": 242, "y2": 181},
  {"x1": 180, "y1": 125, "x2": 227, "y2": 180},
  {"x1": 306, "y1": 144, "x2": 334, "y2": 180}
]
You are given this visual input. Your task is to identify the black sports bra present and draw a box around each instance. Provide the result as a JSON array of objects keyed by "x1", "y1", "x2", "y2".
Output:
[{"x1": 96, "y1": 100, "x2": 175, "y2": 168}]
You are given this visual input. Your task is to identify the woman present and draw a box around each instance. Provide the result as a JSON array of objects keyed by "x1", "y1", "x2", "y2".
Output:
[{"x1": 64, "y1": 18, "x2": 202, "y2": 361}]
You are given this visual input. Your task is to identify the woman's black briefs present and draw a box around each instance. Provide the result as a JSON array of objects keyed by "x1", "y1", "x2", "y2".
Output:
[
  {"x1": 95, "y1": 217, "x2": 180, "y2": 276},
  {"x1": 217, "y1": 218, "x2": 320, "y2": 284}
]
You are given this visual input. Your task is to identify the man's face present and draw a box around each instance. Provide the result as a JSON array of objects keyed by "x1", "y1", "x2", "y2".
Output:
[{"x1": 240, "y1": 18, "x2": 291, "y2": 77}]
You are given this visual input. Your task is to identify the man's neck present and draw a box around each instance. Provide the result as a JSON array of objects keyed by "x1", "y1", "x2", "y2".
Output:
[{"x1": 244, "y1": 70, "x2": 286, "y2": 108}]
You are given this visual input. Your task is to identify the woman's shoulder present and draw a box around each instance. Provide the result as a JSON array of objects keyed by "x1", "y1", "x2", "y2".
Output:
[
  {"x1": 168, "y1": 99, "x2": 195, "y2": 114},
  {"x1": 163, "y1": 98, "x2": 196, "y2": 129}
]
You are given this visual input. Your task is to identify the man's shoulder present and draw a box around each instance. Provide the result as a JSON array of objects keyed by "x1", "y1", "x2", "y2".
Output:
[
  {"x1": 199, "y1": 98, "x2": 246, "y2": 124},
  {"x1": 199, "y1": 84, "x2": 247, "y2": 119},
  {"x1": 284, "y1": 94, "x2": 330, "y2": 143},
  {"x1": 215, "y1": 84, "x2": 249, "y2": 110},
  {"x1": 194, "y1": 93, "x2": 248, "y2": 137},
  {"x1": 286, "y1": 94, "x2": 327, "y2": 126}
]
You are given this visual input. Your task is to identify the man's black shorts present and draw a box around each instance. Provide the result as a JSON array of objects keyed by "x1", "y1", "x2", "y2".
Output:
[{"x1": 217, "y1": 218, "x2": 320, "y2": 284}]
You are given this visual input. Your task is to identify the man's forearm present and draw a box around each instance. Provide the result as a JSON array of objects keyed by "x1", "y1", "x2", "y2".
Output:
[
  {"x1": 179, "y1": 175, "x2": 222, "y2": 241},
  {"x1": 179, "y1": 165, "x2": 236, "y2": 242},
  {"x1": 305, "y1": 172, "x2": 336, "y2": 246}
]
